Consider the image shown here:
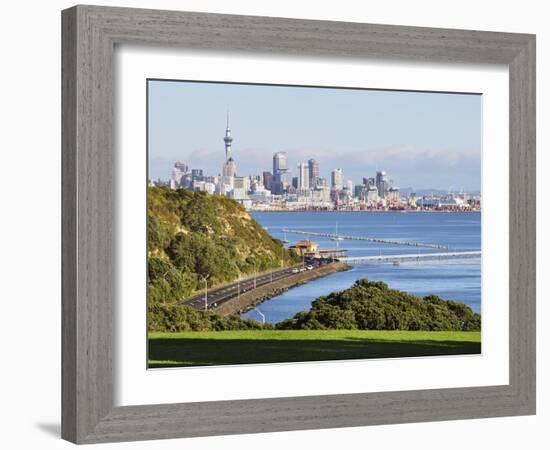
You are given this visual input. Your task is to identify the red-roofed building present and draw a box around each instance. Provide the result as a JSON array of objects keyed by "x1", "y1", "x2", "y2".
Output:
[{"x1": 288, "y1": 240, "x2": 319, "y2": 256}]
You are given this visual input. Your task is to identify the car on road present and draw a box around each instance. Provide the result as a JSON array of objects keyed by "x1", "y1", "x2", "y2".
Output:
[
  {"x1": 306, "y1": 265, "x2": 313, "y2": 270},
  {"x1": 292, "y1": 268, "x2": 299, "y2": 273}
]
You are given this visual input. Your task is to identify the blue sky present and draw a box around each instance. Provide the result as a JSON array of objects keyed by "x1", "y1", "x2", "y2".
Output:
[{"x1": 148, "y1": 80, "x2": 481, "y2": 191}]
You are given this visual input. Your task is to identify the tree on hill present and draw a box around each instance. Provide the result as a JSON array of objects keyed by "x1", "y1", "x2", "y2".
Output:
[{"x1": 147, "y1": 186, "x2": 299, "y2": 305}]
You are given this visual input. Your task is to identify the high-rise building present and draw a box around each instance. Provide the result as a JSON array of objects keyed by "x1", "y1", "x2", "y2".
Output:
[
  {"x1": 222, "y1": 157, "x2": 236, "y2": 177},
  {"x1": 331, "y1": 168, "x2": 343, "y2": 190},
  {"x1": 262, "y1": 171, "x2": 273, "y2": 191},
  {"x1": 308, "y1": 158, "x2": 319, "y2": 187},
  {"x1": 231, "y1": 176, "x2": 249, "y2": 201},
  {"x1": 272, "y1": 152, "x2": 290, "y2": 194},
  {"x1": 367, "y1": 186, "x2": 379, "y2": 203},
  {"x1": 376, "y1": 171, "x2": 389, "y2": 198},
  {"x1": 363, "y1": 177, "x2": 375, "y2": 188},
  {"x1": 316, "y1": 177, "x2": 328, "y2": 187},
  {"x1": 191, "y1": 169, "x2": 204, "y2": 180},
  {"x1": 354, "y1": 184, "x2": 366, "y2": 199},
  {"x1": 387, "y1": 186, "x2": 401, "y2": 204},
  {"x1": 174, "y1": 160, "x2": 188, "y2": 173},
  {"x1": 223, "y1": 112, "x2": 233, "y2": 161},
  {"x1": 298, "y1": 162, "x2": 309, "y2": 189},
  {"x1": 273, "y1": 152, "x2": 287, "y2": 174},
  {"x1": 171, "y1": 160, "x2": 189, "y2": 189},
  {"x1": 387, "y1": 187, "x2": 400, "y2": 203}
]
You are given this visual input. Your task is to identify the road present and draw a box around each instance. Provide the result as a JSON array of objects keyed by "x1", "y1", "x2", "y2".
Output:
[{"x1": 180, "y1": 262, "x2": 324, "y2": 310}]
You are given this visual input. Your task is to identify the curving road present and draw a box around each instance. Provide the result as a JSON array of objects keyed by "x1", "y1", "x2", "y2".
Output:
[{"x1": 179, "y1": 262, "x2": 323, "y2": 310}]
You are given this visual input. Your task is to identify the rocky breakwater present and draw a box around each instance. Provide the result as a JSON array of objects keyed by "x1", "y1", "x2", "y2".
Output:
[{"x1": 214, "y1": 262, "x2": 350, "y2": 316}]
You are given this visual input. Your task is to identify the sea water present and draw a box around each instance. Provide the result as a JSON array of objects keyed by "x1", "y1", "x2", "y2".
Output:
[{"x1": 241, "y1": 211, "x2": 481, "y2": 324}]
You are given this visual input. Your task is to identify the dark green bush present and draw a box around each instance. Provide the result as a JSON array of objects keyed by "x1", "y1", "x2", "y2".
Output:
[
  {"x1": 276, "y1": 278, "x2": 481, "y2": 331},
  {"x1": 148, "y1": 303, "x2": 272, "y2": 332}
]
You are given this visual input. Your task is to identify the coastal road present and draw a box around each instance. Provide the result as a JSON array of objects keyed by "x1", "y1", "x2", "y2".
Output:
[{"x1": 180, "y1": 262, "x2": 323, "y2": 310}]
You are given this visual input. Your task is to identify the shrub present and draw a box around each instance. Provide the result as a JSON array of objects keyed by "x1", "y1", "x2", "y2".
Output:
[
  {"x1": 276, "y1": 278, "x2": 481, "y2": 331},
  {"x1": 148, "y1": 303, "x2": 272, "y2": 332}
]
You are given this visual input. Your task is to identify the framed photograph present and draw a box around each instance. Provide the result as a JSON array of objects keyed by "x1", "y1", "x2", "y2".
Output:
[{"x1": 62, "y1": 5, "x2": 536, "y2": 444}]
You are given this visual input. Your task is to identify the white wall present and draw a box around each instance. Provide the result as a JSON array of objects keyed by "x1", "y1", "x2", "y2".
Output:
[{"x1": 0, "y1": 0, "x2": 546, "y2": 448}]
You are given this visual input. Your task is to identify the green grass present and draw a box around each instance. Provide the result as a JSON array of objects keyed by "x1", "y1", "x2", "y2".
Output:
[{"x1": 148, "y1": 329, "x2": 481, "y2": 368}]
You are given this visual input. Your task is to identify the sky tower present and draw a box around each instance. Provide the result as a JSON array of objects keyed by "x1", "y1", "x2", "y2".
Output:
[{"x1": 223, "y1": 112, "x2": 233, "y2": 161}]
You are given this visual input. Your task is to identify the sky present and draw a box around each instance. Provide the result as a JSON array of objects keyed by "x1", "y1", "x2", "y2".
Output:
[{"x1": 148, "y1": 80, "x2": 481, "y2": 191}]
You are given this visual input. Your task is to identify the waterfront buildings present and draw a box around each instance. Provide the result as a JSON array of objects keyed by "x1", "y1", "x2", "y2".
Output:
[
  {"x1": 162, "y1": 115, "x2": 481, "y2": 212},
  {"x1": 262, "y1": 171, "x2": 273, "y2": 191},
  {"x1": 298, "y1": 162, "x2": 309, "y2": 190},
  {"x1": 331, "y1": 168, "x2": 343, "y2": 190},
  {"x1": 308, "y1": 158, "x2": 320, "y2": 187},
  {"x1": 272, "y1": 152, "x2": 292, "y2": 195},
  {"x1": 387, "y1": 186, "x2": 400, "y2": 203},
  {"x1": 376, "y1": 171, "x2": 389, "y2": 199}
]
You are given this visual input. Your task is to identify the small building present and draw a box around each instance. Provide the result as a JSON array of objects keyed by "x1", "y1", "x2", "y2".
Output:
[{"x1": 288, "y1": 240, "x2": 319, "y2": 256}]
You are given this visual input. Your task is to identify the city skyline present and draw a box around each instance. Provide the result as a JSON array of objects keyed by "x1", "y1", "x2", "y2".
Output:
[{"x1": 148, "y1": 80, "x2": 482, "y2": 191}]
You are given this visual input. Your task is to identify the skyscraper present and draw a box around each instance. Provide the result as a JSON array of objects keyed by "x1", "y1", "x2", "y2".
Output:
[
  {"x1": 331, "y1": 168, "x2": 343, "y2": 190},
  {"x1": 308, "y1": 158, "x2": 320, "y2": 188},
  {"x1": 262, "y1": 171, "x2": 273, "y2": 191},
  {"x1": 171, "y1": 160, "x2": 189, "y2": 189},
  {"x1": 272, "y1": 152, "x2": 290, "y2": 194},
  {"x1": 376, "y1": 171, "x2": 389, "y2": 198},
  {"x1": 223, "y1": 112, "x2": 233, "y2": 161},
  {"x1": 273, "y1": 152, "x2": 287, "y2": 174},
  {"x1": 298, "y1": 162, "x2": 309, "y2": 190},
  {"x1": 363, "y1": 177, "x2": 375, "y2": 188}
]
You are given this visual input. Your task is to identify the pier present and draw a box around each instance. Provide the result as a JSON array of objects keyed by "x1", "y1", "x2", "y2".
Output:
[
  {"x1": 340, "y1": 250, "x2": 481, "y2": 263},
  {"x1": 282, "y1": 228, "x2": 448, "y2": 249}
]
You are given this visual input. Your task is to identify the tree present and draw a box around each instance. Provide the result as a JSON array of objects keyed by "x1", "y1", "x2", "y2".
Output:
[{"x1": 276, "y1": 278, "x2": 481, "y2": 331}]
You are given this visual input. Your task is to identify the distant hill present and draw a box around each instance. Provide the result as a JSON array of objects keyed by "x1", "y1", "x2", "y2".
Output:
[{"x1": 148, "y1": 186, "x2": 299, "y2": 305}]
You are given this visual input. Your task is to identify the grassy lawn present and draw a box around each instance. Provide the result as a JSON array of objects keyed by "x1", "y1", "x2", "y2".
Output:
[{"x1": 148, "y1": 329, "x2": 481, "y2": 368}]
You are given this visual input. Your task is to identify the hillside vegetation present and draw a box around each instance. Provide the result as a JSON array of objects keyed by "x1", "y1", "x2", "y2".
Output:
[
  {"x1": 148, "y1": 302, "x2": 273, "y2": 332},
  {"x1": 147, "y1": 186, "x2": 299, "y2": 305},
  {"x1": 276, "y1": 279, "x2": 481, "y2": 331}
]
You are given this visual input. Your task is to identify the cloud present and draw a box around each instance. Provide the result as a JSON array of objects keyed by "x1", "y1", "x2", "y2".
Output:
[{"x1": 343, "y1": 145, "x2": 480, "y2": 167}]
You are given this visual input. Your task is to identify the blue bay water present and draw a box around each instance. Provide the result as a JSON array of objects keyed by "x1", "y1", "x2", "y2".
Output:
[{"x1": 241, "y1": 211, "x2": 481, "y2": 324}]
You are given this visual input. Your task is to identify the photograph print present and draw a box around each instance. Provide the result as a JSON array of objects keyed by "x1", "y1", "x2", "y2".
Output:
[{"x1": 147, "y1": 79, "x2": 482, "y2": 368}]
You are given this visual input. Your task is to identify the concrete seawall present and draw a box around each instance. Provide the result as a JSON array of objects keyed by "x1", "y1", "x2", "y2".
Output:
[{"x1": 214, "y1": 262, "x2": 350, "y2": 317}]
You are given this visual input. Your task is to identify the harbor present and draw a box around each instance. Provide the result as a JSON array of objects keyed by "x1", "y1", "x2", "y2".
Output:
[{"x1": 243, "y1": 211, "x2": 482, "y2": 323}]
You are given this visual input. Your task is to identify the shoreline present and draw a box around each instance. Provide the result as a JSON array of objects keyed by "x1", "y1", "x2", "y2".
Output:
[
  {"x1": 213, "y1": 262, "x2": 351, "y2": 317},
  {"x1": 248, "y1": 209, "x2": 481, "y2": 213}
]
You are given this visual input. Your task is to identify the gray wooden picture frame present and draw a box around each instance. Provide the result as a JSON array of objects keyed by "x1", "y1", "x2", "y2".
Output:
[{"x1": 61, "y1": 4, "x2": 536, "y2": 444}]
